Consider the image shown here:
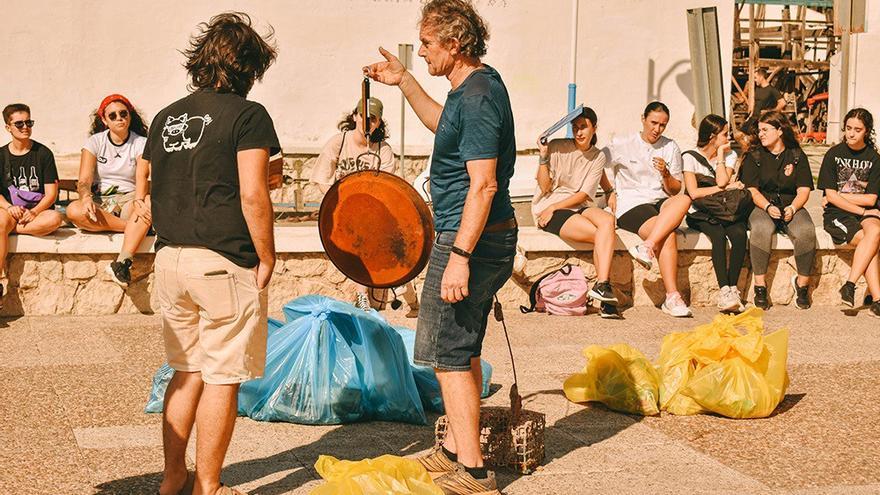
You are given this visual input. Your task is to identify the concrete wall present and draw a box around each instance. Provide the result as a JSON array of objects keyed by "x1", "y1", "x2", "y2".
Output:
[
  {"x1": 851, "y1": 0, "x2": 880, "y2": 118},
  {"x1": 1, "y1": 0, "x2": 732, "y2": 158}
]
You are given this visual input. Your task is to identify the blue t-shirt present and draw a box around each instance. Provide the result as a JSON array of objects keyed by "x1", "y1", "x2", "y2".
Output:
[{"x1": 430, "y1": 65, "x2": 516, "y2": 232}]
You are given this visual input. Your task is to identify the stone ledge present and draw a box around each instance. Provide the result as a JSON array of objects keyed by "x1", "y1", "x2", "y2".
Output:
[
  {"x1": 8, "y1": 226, "x2": 324, "y2": 254},
  {"x1": 516, "y1": 226, "x2": 850, "y2": 252},
  {"x1": 11, "y1": 224, "x2": 850, "y2": 255}
]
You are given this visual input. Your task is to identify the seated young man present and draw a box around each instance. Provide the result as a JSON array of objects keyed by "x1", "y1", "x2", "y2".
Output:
[{"x1": 0, "y1": 103, "x2": 64, "y2": 302}]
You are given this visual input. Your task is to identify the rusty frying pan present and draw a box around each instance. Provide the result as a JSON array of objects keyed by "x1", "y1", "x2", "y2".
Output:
[{"x1": 318, "y1": 78, "x2": 434, "y2": 288}]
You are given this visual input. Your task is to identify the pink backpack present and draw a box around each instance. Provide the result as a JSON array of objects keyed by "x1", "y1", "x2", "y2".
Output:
[{"x1": 519, "y1": 264, "x2": 589, "y2": 316}]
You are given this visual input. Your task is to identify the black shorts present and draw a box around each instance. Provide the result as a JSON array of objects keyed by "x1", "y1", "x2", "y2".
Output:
[
  {"x1": 540, "y1": 208, "x2": 587, "y2": 236},
  {"x1": 824, "y1": 209, "x2": 863, "y2": 245},
  {"x1": 618, "y1": 199, "x2": 667, "y2": 234}
]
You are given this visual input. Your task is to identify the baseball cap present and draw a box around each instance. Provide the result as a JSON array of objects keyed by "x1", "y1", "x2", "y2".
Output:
[{"x1": 355, "y1": 97, "x2": 383, "y2": 119}]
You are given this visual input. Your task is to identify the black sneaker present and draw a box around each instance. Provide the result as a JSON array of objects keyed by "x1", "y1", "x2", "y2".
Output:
[
  {"x1": 839, "y1": 282, "x2": 856, "y2": 308},
  {"x1": 107, "y1": 258, "x2": 132, "y2": 287},
  {"x1": 870, "y1": 301, "x2": 880, "y2": 318},
  {"x1": 865, "y1": 294, "x2": 874, "y2": 307},
  {"x1": 599, "y1": 302, "x2": 623, "y2": 319},
  {"x1": 791, "y1": 275, "x2": 811, "y2": 310},
  {"x1": 588, "y1": 281, "x2": 619, "y2": 304},
  {"x1": 754, "y1": 285, "x2": 770, "y2": 310}
]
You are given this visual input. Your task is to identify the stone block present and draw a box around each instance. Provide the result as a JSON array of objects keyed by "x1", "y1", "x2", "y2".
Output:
[
  {"x1": 117, "y1": 273, "x2": 155, "y2": 314},
  {"x1": 38, "y1": 257, "x2": 63, "y2": 283},
  {"x1": 63, "y1": 256, "x2": 97, "y2": 280},
  {"x1": 10, "y1": 255, "x2": 41, "y2": 289},
  {"x1": 18, "y1": 281, "x2": 78, "y2": 315},
  {"x1": 72, "y1": 280, "x2": 124, "y2": 315}
]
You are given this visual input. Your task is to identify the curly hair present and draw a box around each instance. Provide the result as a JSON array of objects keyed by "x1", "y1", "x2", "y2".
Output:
[
  {"x1": 89, "y1": 103, "x2": 149, "y2": 137},
  {"x1": 419, "y1": 0, "x2": 489, "y2": 59},
  {"x1": 183, "y1": 12, "x2": 277, "y2": 97},
  {"x1": 844, "y1": 107, "x2": 876, "y2": 150},
  {"x1": 337, "y1": 112, "x2": 389, "y2": 144}
]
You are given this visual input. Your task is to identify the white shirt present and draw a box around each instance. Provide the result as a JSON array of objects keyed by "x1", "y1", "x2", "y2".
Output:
[
  {"x1": 608, "y1": 132, "x2": 683, "y2": 218},
  {"x1": 682, "y1": 148, "x2": 739, "y2": 213},
  {"x1": 82, "y1": 129, "x2": 146, "y2": 193}
]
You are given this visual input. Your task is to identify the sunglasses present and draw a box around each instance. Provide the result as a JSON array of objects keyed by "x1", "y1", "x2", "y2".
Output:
[
  {"x1": 11, "y1": 120, "x2": 35, "y2": 129},
  {"x1": 106, "y1": 110, "x2": 129, "y2": 121}
]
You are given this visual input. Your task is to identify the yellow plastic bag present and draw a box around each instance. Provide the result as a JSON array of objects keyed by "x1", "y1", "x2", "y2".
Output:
[
  {"x1": 656, "y1": 308, "x2": 789, "y2": 419},
  {"x1": 682, "y1": 328, "x2": 789, "y2": 418},
  {"x1": 563, "y1": 344, "x2": 660, "y2": 415},
  {"x1": 311, "y1": 454, "x2": 443, "y2": 495}
]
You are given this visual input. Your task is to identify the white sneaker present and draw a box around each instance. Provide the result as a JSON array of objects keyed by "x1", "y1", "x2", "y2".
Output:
[
  {"x1": 662, "y1": 292, "x2": 692, "y2": 317},
  {"x1": 729, "y1": 286, "x2": 746, "y2": 313},
  {"x1": 717, "y1": 286, "x2": 740, "y2": 313},
  {"x1": 628, "y1": 243, "x2": 654, "y2": 269}
]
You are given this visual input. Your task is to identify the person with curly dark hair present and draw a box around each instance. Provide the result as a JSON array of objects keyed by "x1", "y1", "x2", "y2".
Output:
[
  {"x1": 143, "y1": 12, "x2": 280, "y2": 495},
  {"x1": 818, "y1": 108, "x2": 880, "y2": 316},
  {"x1": 66, "y1": 94, "x2": 149, "y2": 234},
  {"x1": 365, "y1": 1, "x2": 512, "y2": 493}
]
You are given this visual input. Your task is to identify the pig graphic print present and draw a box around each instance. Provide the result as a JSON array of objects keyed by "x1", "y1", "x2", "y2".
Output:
[{"x1": 161, "y1": 113, "x2": 213, "y2": 152}]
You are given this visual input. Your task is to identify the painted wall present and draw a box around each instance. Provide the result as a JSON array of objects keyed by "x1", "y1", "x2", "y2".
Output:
[
  {"x1": 0, "y1": 0, "x2": 733, "y2": 157},
  {"x1": 851, "y1": 0, "x2": 880, "y2": 120}
]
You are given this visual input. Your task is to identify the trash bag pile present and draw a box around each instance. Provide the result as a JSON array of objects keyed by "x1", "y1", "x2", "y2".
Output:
[
  {"x1": 310, "y1": 454, "x2": 443, "y2": 495},
  {"x1": 563, "y1": 308, "x2": 789, "y2": 419},
  {"x1": 146, "y1": 295, "x2": 493, "y2": 424}
]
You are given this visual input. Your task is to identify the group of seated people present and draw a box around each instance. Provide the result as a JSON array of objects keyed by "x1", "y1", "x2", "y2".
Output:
[
  {"x1": 1, "y1": 95, "x2": 151, "y2": 306},
  {"x1": 532, "y1": 101, "x2": 880, "y2": 319},
  {"x1": 4, "y1": 95, "x2": 879, "y2": 319}
]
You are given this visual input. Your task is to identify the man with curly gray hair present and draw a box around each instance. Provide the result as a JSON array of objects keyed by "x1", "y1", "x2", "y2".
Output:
[{"x1": 365, "y1": 1, "x2": 515, "y2": 493}]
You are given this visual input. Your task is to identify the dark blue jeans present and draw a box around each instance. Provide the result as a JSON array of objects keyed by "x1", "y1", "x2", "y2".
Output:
[{"x1": 414, "y1": 227, "x2": 517, "y2": 371}]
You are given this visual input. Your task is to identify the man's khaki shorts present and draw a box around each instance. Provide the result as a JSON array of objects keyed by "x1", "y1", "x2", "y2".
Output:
[{"x1": 154, "y1": 246, "x2": 268, "y2": 385}]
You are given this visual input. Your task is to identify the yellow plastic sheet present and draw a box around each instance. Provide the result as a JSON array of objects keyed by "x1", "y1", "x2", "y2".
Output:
[
  {"x1": 310, "y1": 454, "x2": 443, "y2": 495},
  {"x1": 563, "y1": 344, "x2": 661, "y2": 415},
  {"x1": 565, "y1": 308, "x2": 790, "y2": 419}
]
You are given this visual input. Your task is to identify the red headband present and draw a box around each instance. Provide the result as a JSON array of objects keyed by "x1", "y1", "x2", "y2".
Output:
[{"x1": 97, "y1": 93, "x2": 133, "y2": 118}]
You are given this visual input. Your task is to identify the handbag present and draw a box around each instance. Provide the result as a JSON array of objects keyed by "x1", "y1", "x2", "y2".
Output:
[{"x1": 685, "y1": 150, "x2": 754, "y2": 224}]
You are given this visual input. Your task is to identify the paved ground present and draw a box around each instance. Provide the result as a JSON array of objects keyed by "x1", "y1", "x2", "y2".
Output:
[{"x1": 2, "y1": 304, "x2": 878, "y2": 495}]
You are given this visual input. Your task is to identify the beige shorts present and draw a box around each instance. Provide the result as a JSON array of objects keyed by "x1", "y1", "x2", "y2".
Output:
[
  {"x1": 154, "y1": 246, "x2": 268, "y2": 385},
  {"x1": 93, "y1": 191, "x2": 136, "y2": 221}
]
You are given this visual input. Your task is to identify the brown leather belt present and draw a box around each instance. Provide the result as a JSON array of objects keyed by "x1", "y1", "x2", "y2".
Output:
[{"x1": 483, "y1": 217, "x2": 517, "y2": 233}]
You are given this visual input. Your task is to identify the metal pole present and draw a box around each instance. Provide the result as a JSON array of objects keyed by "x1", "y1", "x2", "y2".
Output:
[
  {"x1": 567, "y1": 0, "x2": 578, "y2": 138},
  {"x1": 398, "y1": 44, "x2": 413, "y2": 174}
]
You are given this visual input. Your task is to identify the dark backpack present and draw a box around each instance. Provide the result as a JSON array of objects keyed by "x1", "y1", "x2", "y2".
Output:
[{"x1": 684, "y1": 150, "x2": 754, "y2": 224}]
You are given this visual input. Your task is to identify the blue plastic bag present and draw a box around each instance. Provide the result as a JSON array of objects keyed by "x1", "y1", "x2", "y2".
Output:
[
  {"x1": 392, "y1": 326, "x2": 493, "y2": 413},
  {"x1": 146, "y1": 296, "x2": 426, "y2": 425}
]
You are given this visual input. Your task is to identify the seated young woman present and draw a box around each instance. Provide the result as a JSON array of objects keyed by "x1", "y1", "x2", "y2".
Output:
[
  {"x1": 682, "y1": 114, "x2": 748, "y2": 313},
  {"x1": 532, "y1": 106, "x2": 620, "y2": 317},
  {"x1": 817, "y1": 108, "x2": 880, "y2": 317},
  {"x1": 65, "y1": 94, "x2": 152, "y2": 286},
  {"x1": 609, "y1": 101, "x2": 692, "y2": 317},
  {"x1": 740, "y1": 111, "x2": 816, "y2": 310}
]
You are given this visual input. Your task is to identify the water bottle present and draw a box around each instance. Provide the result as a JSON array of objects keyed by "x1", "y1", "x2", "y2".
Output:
[{"x1": 28, "y1": 166, "x2": 39, "y2": 191}]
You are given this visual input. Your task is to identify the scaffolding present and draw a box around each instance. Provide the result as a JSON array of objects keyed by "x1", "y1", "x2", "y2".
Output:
[{"x1": 731, "y1": 0, "x2": 839, "y2": 142}]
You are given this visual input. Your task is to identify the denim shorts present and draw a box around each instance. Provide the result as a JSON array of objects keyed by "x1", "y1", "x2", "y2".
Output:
[{"x1": 414, "y1": 227, "x2": 517, "y2": 371}]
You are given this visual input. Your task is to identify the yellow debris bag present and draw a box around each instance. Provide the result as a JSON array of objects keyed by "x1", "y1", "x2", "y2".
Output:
[
  {"x1": 682, "y1": 328, "x2": 789, "y2": 418},
  {"x1": 311, "y1": 454, "x2": 442, "y2": 495},
  {"x1": 656, "y1": 308, "x2": 790, "y2": 419},
  {"x1": 563, "y1": 343, "x2": 661, "y2": 415}
]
